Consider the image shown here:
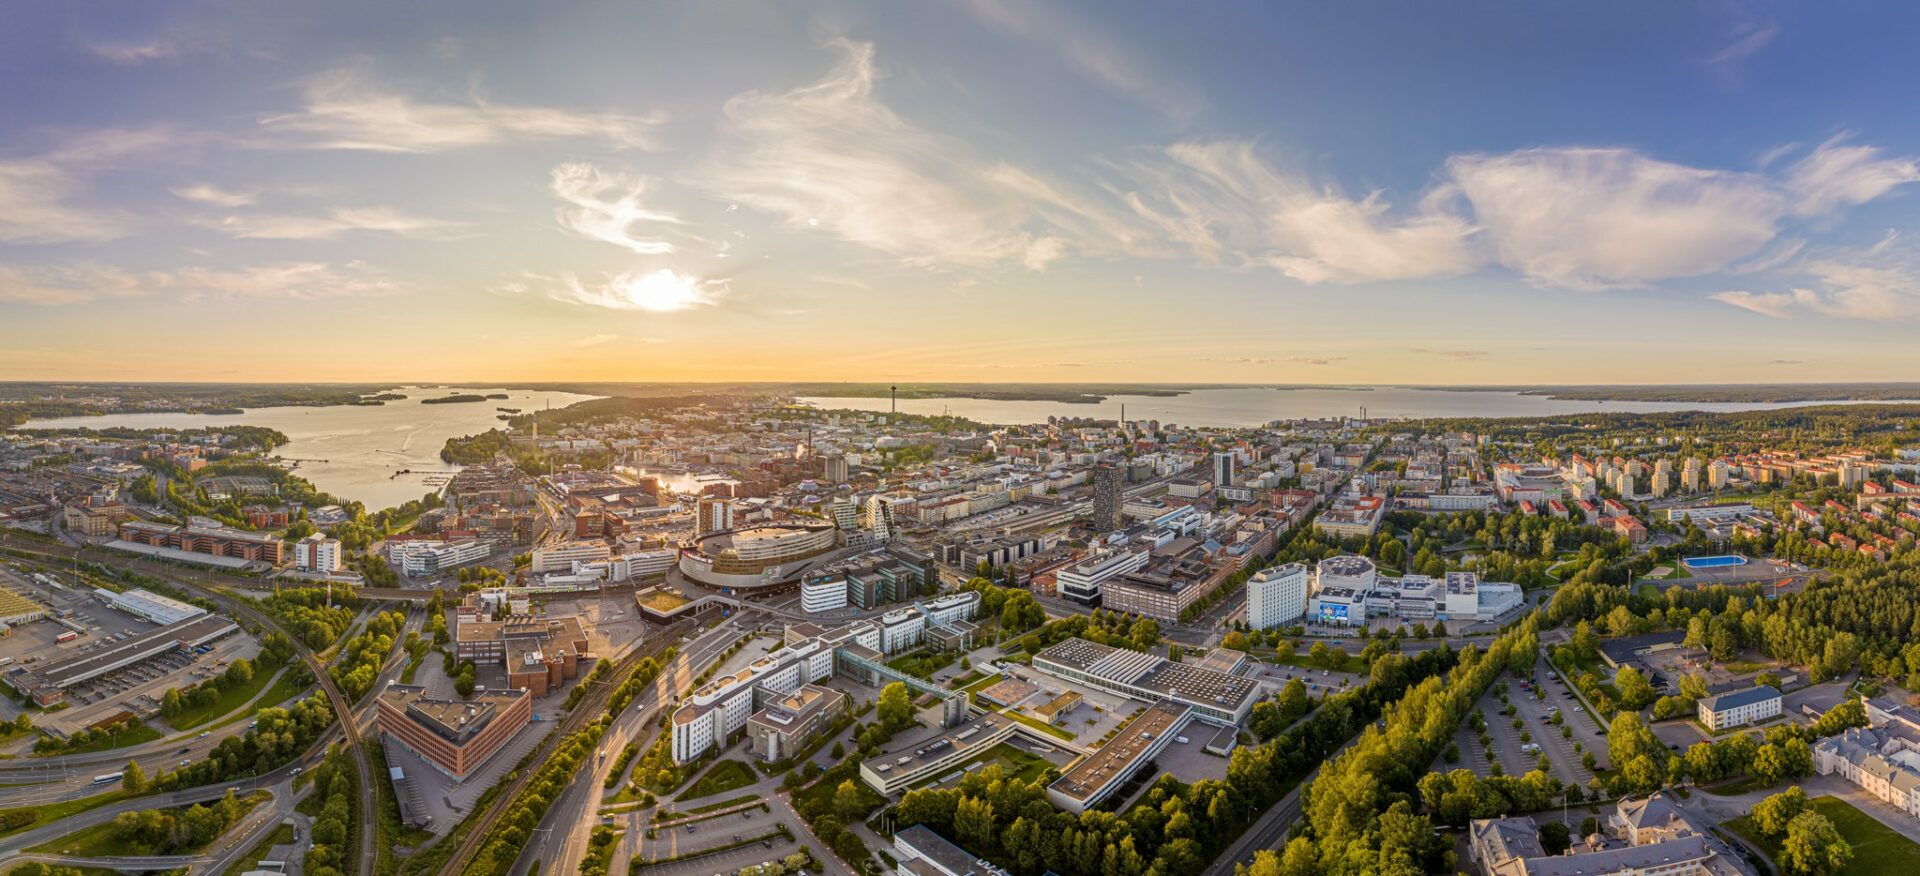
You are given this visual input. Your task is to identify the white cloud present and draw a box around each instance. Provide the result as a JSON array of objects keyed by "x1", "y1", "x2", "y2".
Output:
[
  {"x1": 548, "y1": 269, "x2": 721, "y2": 312},
  {"x1": 196, "y1": 207, "x2": 469, "y2": 240},
  {"x1": 1713, "y1": 245, "x2": 1920, "y2": 321},
  {"x1": 549, "y1": 163, "x2": 682, "y2": 255},
  {"x1": 0, "y1": 260, "x2": 412, "y2": 305},
  {"x1": 1780, "y1": 137, "x2": 1920, "y2": 216},
  {"x1": 171, "y1": 184, "x2": 257, "y2": 207},
  {"x1": 1446, "y1": 147, "x2": 1787, "y2": 289},
  {"x1": 1110, "y1": 140, "x2": 1479, "y2": 283},
  {"x1": 260, "y1": 64, "x2": 664, "y2": 153},
  {"x1": 695, "y1": 40, "x2": 1069, "y2": 271},
  {"x1": 574, "y1": 333, "x2": 620, "y2": 348},
  {"x1": 1709, "y1": 290, "x2": 1800, "y2": 318}
]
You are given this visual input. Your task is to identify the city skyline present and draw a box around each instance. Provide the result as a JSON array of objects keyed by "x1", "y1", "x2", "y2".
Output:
[{"x1": 6, "y1": 2, "x2": 1920, "y2": 383}]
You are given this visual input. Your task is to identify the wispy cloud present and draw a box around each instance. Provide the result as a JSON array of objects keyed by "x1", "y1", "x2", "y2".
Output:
[
  {"x1": 1766, "y1": 359, "x2": 1803, "y2": 365},
  {"x1": 0, "y1": 260, "x2": 413, "y2": 304},
  {"x1": 1705, "y1": 21, "x2": 1778, "y2": 68},
  {"x1": 260, "y1": 64, "x2": 664, "y2": 153},
  {"x1": 195, "y1": 206, "x2": 469, "y2": 240},
  {"x1": 574, "y1": 333, "x2": 619, "y2": 348},
  {"x1": 1712, "y1": 231, "x2": 1920, "y2": 320},
  {"x1": 171, "y1": 184, "x2": 257, "y2": 207},
  {"x1": 1287, "y1": 356, "x2": 1348, "y2": 366},
  {"x1": 85, "y1": 25, "x2": 242, "y2": 66},
  {"x1": 549, "y1": 162, "x2": 682, "y2": 255},
  {"x1": 1110, "y1": 140, "x2": 1479, "y2": 284},
  {"x1": 1412, "y1": 348, "x2": 1490, "y2": 360},
  {"x1": 170, "y1": 261, "x2": 417, "y2": 300},
  {"x1": 695, "y1": 40, "x2": 1069, "y2": 271},
  {"x1": 958, "y1": 0, "x2": 1202, "y2": 123},
  {"x1": 1780, "y1": 136, "x2": 1920, "y2": 216},
  {"x1": 0, "y1": 128, "x2": 181, "y2": 244},
  {"x1": 0, "y1": 263, "x2": 149, "y2": 305}
]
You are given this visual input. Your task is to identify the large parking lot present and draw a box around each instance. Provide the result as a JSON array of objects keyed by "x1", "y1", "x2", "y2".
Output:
[
  {"x1": 620, "y1": 798, "x2": 802, "y2": 875},
  {"x1": 1434, "y1": 655, "x2": 1599, "y2": 788}
]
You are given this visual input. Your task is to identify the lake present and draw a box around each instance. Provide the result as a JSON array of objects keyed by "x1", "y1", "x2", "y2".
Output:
[
  {"x1": 19, "y1": 386, "x2": 599, "y2": 510},
  {"x1": 797, "y1": 386, "x2": 1903, "y2": 428}
]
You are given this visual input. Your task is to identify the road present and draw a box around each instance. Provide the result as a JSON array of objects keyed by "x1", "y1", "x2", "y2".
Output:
[
  {"x1": 523, "y1": 617, "x2": 758, "y2": 876},
  {"x1": 437, "y1": 616, "x2": 697, "y2": 876},
  {"x1": 0, "y1": 529, "x2": 380, "y2": 876}
]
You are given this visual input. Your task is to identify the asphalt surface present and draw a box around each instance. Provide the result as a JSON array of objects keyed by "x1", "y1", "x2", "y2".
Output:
[{"x1": 0, "y1": 529, "x2": 379, "y2": 876}]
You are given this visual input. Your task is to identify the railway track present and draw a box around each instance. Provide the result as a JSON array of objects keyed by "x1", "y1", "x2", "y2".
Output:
[
  {"x1": 435, "y1": 619, "x2": 692, "y2": 876},
  {"x1": 0, "y1": 531, "x2": 380, "y2": 876}
]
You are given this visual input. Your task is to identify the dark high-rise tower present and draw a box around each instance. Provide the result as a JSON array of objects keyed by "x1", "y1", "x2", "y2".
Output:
[{"x1": 1090, "y1": 463, "x2": 1124, "y2": 532}]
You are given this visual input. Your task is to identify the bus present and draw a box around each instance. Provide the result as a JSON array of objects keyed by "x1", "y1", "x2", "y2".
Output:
[{"x1": 91, "y1": 772, "x2": 123, "y2": 785}]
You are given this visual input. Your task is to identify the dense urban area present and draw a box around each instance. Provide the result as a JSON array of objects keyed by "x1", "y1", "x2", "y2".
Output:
[{"x1": 5, "y1": 386, "x2": 1920, "y2": 876}]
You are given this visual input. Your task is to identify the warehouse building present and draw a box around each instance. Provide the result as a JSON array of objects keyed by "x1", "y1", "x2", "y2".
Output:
[
  {"x1": 2, "y1": 614, "x2": 238, "y2": 705},
  {"x1": 97, "y1": 587, "x2": 207, "y2": 626}
]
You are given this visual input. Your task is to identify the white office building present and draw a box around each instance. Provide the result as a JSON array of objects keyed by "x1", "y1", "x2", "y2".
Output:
[
  {"x1": 1246, "y1": 563, "x2": 1308, "y2": 630},
  {"x1": 530, "y1": 541, "x2": 612, "y2": 574},
  {"x1": 800, "y1": 576, "x2": 850, "y2": 613},
  {"x1": 390, "y1": 539, "x2": 491, "y2": 576},
  {"x1": 1056, "y1": 548, "x2": 1149, "y2": 606},
  {"x1": 293, "y1": 533, "x2": 343, "y2": 573}
]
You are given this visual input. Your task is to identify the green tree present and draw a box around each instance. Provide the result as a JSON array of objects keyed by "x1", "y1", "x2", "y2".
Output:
[
  {"x1": 122, "y1": 759, "x2": 147, "y2": 794},
  {"x1": 1780, "y1": 811, "x2": 1852, "y2": 876},
  {"x1": 877, "y1": 682, "x2": 914, "y2": 731},
  {"x1": 1751, "y1": 787, "x2": 1806, "y2": 838},
  {"x1": 832, "y1": 779, "x2": 868, "y2": 821},
  {"x1": 1539, "y1": 821, "x2": 1572, "y2": 855}
]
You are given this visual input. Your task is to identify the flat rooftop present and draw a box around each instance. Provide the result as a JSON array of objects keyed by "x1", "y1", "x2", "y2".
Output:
[
  {"x1": 1049, "y1": 701, "x2": 1191, "y2": 803},
  {"x1": 1035, "y1": 637, "x2": 1258, "y2": 713},
  {"x1": 31, "y1": 614, "x2": 238, "y2": 688},
  {"x1": 862, "y1": 713, "x2": 1011, "y2": 780}
]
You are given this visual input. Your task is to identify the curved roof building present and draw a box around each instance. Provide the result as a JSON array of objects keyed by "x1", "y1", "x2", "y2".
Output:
[{"x1": 679, "y1": 523, "x2": 838, "y2": 589}]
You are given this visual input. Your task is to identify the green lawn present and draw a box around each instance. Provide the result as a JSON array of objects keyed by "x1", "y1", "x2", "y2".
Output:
[
  {"x1": 675, "y1": 759, "x2": 758, "y2": 802},
  {"x1": 685, "y1": 793, "x2": 760, "y2": 815},
  {"x1": 978, "y1": 743, "x2": 1053, "y2": 784},
  {"x1": 0, "y1": 787, "x2": 132, "y2": 838},
  {"x1": 168, "y1": 663, "x2": 291, "y2": 730},
  {"x1": 885, "y1": 650, "x2": 958, "y2": 680},
  {"x1": 1724, "y1": 796, "x2": 1920, "y2": 875},
  {"x1": 36, "y1": 721, "x2": 162, "y2": 755},
  {"x1": 29, "y1": 791, "x2": 271, "y2": 856},
  {"x1": 959, "y1": 673, "x2": 1005, "y2": 696},
  {"x1": 222, "y1": 822, "x2": 295, "y2": 876}
]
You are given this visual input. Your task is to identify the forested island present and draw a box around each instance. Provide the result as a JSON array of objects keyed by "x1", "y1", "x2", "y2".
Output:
[
  {"x1": 1440, "y1": 382, "x2": 1920, "y2": 403},
  {"x1": 420, "y1": 394, "x2": 489, "y2": 405},
  {"x1": 0, "y1": 382, "x2": 402, "y2": 427}
]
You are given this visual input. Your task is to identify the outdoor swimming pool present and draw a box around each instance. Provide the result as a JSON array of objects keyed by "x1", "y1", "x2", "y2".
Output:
[{"x1": 1681, "y1": 555, "x2": 1749, "y2": 569}]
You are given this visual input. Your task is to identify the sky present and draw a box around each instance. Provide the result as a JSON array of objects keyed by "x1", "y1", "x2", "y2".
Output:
[{"x1": 5, "y1": 1, "x2": 1920, "y2": 384}]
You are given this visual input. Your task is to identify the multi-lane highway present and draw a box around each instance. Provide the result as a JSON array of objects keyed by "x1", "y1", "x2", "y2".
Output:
[{"x1": 0, "y1": 530, "x2": 379, "y2": 876}]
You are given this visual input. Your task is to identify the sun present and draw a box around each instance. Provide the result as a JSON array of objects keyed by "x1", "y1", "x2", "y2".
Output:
[{"x1": 610, "y1": 269, "x2": 714, "y2": 312}]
